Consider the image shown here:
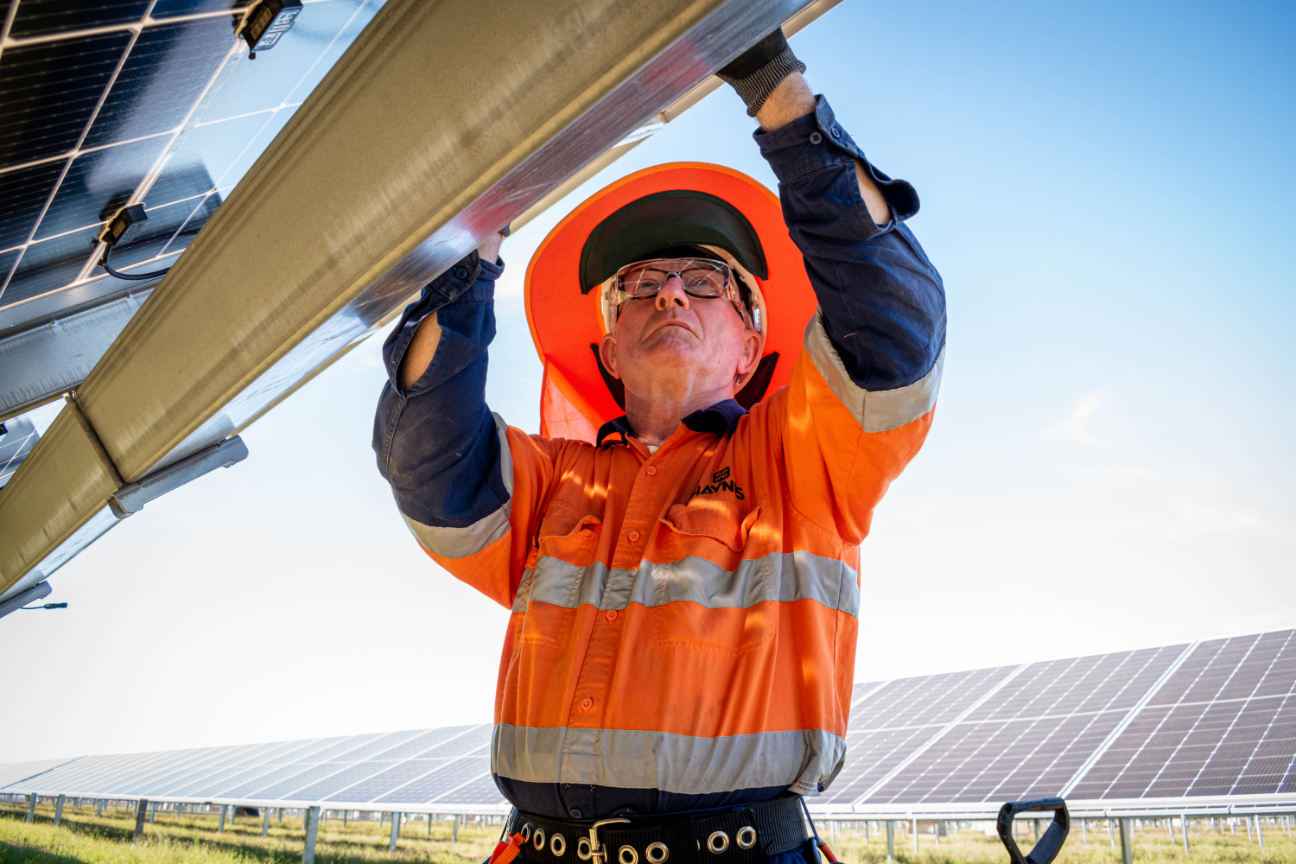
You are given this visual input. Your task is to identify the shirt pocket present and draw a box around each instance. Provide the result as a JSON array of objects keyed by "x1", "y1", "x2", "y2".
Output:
[
  {"x1": 519, "y1": 504, "x2": 604, "y2": 648},
  {"x1": 659, "y1": 499, "x2": 763, "y2": 553},
  {"x1": 649, "y1": 500, "x2": 771, "y2": 655}
]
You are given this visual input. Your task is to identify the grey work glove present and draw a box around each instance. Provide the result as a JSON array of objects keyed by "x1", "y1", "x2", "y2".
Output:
[{"x1": 717, "y1": 29, "x2": 806, "y2": 117}]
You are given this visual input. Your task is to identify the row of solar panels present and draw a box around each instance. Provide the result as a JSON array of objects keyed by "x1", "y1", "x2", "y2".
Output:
[{"x1": 4, "y1": 630, "x2": 1294, "y2": 813}]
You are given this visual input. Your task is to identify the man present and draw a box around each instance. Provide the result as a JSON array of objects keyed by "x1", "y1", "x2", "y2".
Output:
[{"x1": 374, "y1": 30, "x2": 945, "y2": 864}]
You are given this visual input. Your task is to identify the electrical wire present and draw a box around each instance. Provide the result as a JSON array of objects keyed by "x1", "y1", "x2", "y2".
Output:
[{"x1": 100, "y1": 243, "x2": 171, "y2": 281}]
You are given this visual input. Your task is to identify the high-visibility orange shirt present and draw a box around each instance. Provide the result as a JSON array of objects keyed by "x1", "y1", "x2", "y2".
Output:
[{"x1": 375, "y1": 98, "x2": 945, "y2": 819}]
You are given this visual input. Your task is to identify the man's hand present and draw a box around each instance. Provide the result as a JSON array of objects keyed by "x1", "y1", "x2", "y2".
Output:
[
  {"x1": 732, "y1": 38, "x2": 892, "y2": 226},
  {"x1": 397, "y1": 231, "x2": 505, "y2": 390}
]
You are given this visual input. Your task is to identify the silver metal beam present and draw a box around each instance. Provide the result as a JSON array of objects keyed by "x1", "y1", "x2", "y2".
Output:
[
  {"x1": 0, "y1": 0, "x2": 825, "y2": 597},
  {"x1": 0, "y1": 580, "x2": 50, "y2": 620},
  {"x1": 303, "y1": 805, "x2": 321, "y2": 864},
  {"x1": 0, "y1": 284, "x2": 156, "y2": 424}
]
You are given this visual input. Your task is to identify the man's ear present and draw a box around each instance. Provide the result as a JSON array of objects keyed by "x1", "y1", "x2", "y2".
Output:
[
  {"x1": 597, "y1": 333, "x2": 621, "y2": 380},
  {"x1": 733, "y1": 328, "x2": 764, "y2": 388}
]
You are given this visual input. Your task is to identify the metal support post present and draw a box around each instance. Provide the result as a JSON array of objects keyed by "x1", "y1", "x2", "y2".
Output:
[
  {"x1": 1247, "y1": 817, "x2": 1252, "y2": 841},
  {"x1": 1109, "y1": 818, "x2": 1115, "y2": 848},
  {"x1": 54, "y1": 794, "x2": 65, "y2": 826},
  {"x1": 1181, "y1": 814, "x2": 1189, "y2": 855},
  {"x1": 912, "y1": 818, "x2": 918, "y2": 854},
  {"x1": 219, "y1": 804, "x2": 227, "y2": 833},
  {"x1": 344, "y1": 810, "x2": 349, "y2": 829},
  {"x1": 26, "y1": 794, "x2": 36, "y2": 823},
  {"x1": 1169, "y1": 818, "x2": 1175, "y2": 843},
  {"x1": 263, "y1": 807, "x2": 271, "y2": 837},
  {"x1": 133, "y1": 799, "x2": 149, "y2": 846},
  {"x1": 1119, "y1": 818, "x2": 1133, "y2": 864},
  {"x1": 1082, "y1": 820, "x2": 1087, "y2": 843},
  {"x1": 390, "y1": 812, "x2": 401, "y2": 852},
  {"x1": 1255, "y1": 816, "x2": 1263, "y2": 852},
  {"x1": 453, "y1": 814, "x2": 460, "y2": 842},
  {"x1": 428, "y1": 813, "x2": 434, "y2": 836},
  {"x1": 1034, "y1": 819, "x2": 1040, "y2": 843},
  {"x1": 303, "y1": 806, "x2": 321, "y2": 864},
  {"x1": 149, "y1": 801, "x2": 156, "y2": 823}
]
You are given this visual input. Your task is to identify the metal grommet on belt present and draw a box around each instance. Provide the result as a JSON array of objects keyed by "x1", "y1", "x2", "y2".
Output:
[
  {"x1": 707, "y1": 831, "x2": 729, "y2": 854},
  {"x1": 534, "y1": 828, "x2": 547, "y2": 850},
  {"x1": 521, "y1": 823, "x2": 533, "y2": 842},
  {"x1": 551, "y1": 834, "x2": 567, "y2": 856},
  {"x1": 619, "y1": 845, "x2": 639, "y2": 864},
  {"x1": 645, "y1": 842, "x2": 669, "y2": 863},
  {"x1": 577, "y1": 836, "x2": 593, "y2": 860},
  {"x1": 736, "y1": 827, "x2": 757, "y2": 849}
]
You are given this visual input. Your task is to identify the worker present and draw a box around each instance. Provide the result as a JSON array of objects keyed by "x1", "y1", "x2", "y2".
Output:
[{"x1": 374, "y1": 29, "x2": 945, "y2": 864}]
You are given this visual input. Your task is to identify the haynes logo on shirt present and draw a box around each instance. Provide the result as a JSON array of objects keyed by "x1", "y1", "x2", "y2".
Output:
[{"x1": 691, "y1": 466, "x2": 745, "y2": 501}]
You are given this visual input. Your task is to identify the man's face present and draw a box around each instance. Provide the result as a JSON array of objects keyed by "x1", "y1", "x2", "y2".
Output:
[{"x1": 597, "y1": 264, "x2": 763, "y2": 405}]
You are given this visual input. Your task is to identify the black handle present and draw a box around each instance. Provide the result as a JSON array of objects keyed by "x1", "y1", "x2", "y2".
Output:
[{"x1": 996, "y1": 798, "x2": 1069, "y2": 864}]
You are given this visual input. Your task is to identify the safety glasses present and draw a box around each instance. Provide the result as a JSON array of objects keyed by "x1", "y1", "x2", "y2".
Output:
[{"x1": 613, "y1": 258, "x2": 736, "y2": 303}]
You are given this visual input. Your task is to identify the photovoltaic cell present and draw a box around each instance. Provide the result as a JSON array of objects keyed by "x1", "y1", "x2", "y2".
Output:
[{"x1": 0, "y1": 0, "x2": 381, "y2": 337}]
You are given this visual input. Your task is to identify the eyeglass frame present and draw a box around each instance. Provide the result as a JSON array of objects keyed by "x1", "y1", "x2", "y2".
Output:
[{"x1": 607, "y1": 257, "x2": 754, "y2": 328}]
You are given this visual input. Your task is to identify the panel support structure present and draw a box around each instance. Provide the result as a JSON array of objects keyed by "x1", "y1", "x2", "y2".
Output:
[
  {"x1": 26, "y1": 793, "x2": 35, "y2": 823},
  {"x1": 1119, "y1": 818, "x2": 1133, "y2": 864},
  {"x1": 1181, "y1": 814, "x2": 1189, "y2": 854},
  {"x1": 53, "y1": 794, "x2": 64, "y2": 826},
  {"x1": 303, "y1": 805, "x2": 321, "y2": 864},
  {"x1": 263, "y1": 807, "x2": 271, "y2": 837},
  {"x1": 390, "y1": 812, "x2": 400, "y2": 851},
  {"x1": 0, "y1": 0, "x2": 822, "y2": 597},
  {"x1": 218, "y1": 803, "x2": 227, "y2": 833},
  {"x1": 885, "y1": 820, "x2": 894, "y2": 860},
  {"x1": 133, "y1": 799, "x2": 148, "y2": 845}
]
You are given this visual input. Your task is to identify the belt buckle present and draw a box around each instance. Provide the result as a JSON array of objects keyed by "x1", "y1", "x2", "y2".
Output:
[{"x1": 583, "y1": 818, "x2": 630, "y2": 864}]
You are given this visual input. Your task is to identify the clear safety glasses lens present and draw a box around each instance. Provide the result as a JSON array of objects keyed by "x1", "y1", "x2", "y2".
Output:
[{"x1": 614, "y1": 258, "x2": 733, "y2": 301}]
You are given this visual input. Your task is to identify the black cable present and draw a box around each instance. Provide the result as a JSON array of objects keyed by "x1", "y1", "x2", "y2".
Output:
[{"x1": 100, "y1": 243, "x2": 170, "y2": 281}]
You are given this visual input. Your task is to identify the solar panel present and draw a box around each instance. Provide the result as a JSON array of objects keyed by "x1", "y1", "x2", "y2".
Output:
[
  {"x1": 0, "y1": 0, "x2": 380, "y2": 330},
  {"x1": 1071, "y1": 630, "x2": 1296, "y2": 801},
  {"x1": 6, "y1": 631, "x2": 1296, "y2": 815}
]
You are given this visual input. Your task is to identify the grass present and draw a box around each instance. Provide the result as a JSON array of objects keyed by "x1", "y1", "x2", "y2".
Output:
[
  {"x1": 0, "y1": 801, "x2": 498, "y2": 863},
  {"x1": 4, "y1": 804, "x2": 1296, "y2": 864},
  {"x1": 824, "y1": 819, "x2": 1296, "y2": 864}
]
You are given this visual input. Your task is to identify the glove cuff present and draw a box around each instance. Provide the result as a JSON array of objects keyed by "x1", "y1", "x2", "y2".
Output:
[{"x1": 718, "y1": 45, "x2": 806, "y2": 117}]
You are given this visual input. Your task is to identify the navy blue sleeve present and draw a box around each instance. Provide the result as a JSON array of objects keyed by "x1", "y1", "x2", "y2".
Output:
[
  {"x1": 372, "y1": 253, "x2": 510, "y2": 528},
  {"x1": 755, "y1": 96, "x2": 946, "y2": 391}
]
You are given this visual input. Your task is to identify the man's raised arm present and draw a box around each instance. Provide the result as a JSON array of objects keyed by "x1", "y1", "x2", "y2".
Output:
[{"x1": 721, "y1": 31, "x2": 946, "y2": 398}]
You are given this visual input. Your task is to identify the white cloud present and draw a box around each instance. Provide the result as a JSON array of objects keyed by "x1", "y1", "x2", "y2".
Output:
[{"x1": 1043, "y1": 391, "x2": 1109, "y2": 447}]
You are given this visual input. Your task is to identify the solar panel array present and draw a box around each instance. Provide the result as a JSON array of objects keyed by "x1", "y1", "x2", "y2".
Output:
[{"x1": 4, "y1": 631, "x2": 1295, "y2": 813}]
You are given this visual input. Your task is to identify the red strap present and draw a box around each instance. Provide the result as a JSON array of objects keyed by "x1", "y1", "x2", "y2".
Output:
[
  {"x1": 490, "y1": 833, "x2": 526, "y2": 864},
  {"x1": 817, "y1": 841, "x2": 840, "y2": 863}
]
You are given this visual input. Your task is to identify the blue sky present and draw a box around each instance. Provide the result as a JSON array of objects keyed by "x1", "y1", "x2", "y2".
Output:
[{"x1": 2, "y1": 0, "x2": 1294, "y2": 761}]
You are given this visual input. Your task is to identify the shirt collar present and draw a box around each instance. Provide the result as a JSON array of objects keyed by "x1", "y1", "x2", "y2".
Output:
[{"x1": 595, "y1": 399, "x2": 748, "y2": 446}]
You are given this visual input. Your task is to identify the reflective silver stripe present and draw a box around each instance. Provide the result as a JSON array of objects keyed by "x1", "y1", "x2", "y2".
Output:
[
  {"x1": 492, "y1": 724, "x2": 845, "y2": 796},
  {"x1": 401, "y1": 412, "x2": 514, "y2": 560},
  {"x1": 803, "y1": 309, "x2": 944, "y2": 433},
  {"x1": 511, "y1": 550, "x2": 858, "y2": 617}
]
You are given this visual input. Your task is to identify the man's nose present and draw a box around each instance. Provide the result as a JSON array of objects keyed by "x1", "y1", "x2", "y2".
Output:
[{"x1": 655, "y1": 275, "x2": 690, "y2": 311}]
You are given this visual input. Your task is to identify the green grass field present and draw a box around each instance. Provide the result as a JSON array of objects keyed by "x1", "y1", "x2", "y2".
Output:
[{"x1": 3, "y1": 802, "x2": 1295, "y2": 864}]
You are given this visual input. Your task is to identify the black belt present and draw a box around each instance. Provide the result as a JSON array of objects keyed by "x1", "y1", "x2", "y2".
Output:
[{"x1": 506, "y1": 797, "x2": 812, "y2": 864}]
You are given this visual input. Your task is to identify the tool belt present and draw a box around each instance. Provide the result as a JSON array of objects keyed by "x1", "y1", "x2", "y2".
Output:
[{"x1": 504, "y1": 796, "x2": 812, "y2": 864}]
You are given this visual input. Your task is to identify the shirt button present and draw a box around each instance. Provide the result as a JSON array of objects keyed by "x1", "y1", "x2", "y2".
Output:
[
  {"x1": 453, "y1": 266, "x2": 469, "y2": 280},
  {"x1": 569, "y1": 809, "x2": 583, "y2": 819},
  {"x1": 830, "y1": 125, "x2": 842, "y2": 139},
  {"x1": 605, "y1": 609, "x2": 618, "y2": 622},
  {"x1": 809, "y1": 131, "x2": 823, "y2": 145},
  {"x1": 628, "y1": 530, "x2": 640, "y2": 542},
  {"x1": 580, "y1": 697, "x2": 593, "y2": 711},
  {"x1": 645, "y1": 465, "x2": 657, "y2": 476}
]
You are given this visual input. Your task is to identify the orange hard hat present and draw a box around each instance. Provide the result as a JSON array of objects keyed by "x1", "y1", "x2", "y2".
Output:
[{"x1": 524, "y1": 162, "x2": 817, "y2": 442}]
